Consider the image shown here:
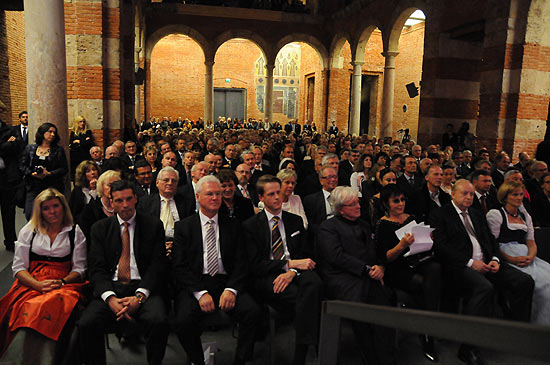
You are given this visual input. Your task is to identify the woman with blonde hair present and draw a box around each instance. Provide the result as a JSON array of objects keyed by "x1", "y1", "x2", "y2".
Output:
[
  {"x1": 77, "y1": 169, "x2": 121, "y2": 243},
  {"x1": 69, "y1": 115, "x2": 94, "y2": 181},
  {"x1": 277, "y1": 168, "x2": 308, "y2": 229},
  {"x1": 69, "y1": 160, "x2": 99, "y2": 219},
  {"x1": 0, "y1": 189, "x2": 87, "y2": 361}
]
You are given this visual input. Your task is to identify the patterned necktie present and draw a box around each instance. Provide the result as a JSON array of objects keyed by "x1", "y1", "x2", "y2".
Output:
[
  {"x1": 205, "y1": 220, "x2": 219, "y2": 276},
  {"x1": 160, "y1": 199, "x2": 175, "y2": 231},
  {"x1": 271, "y1": 216, "x2": 284, "y2": 260},
  {"x1": 460, "y1": 211, "x2": 477, "y2": 239},
  {"x1": 241, "y1": 186, "x2": 250, "y2": 199},
  {"x1": 118, "y1": 222, "x2": 131, "y2": 284},
  {"x1": 480, "y1": 195, "x2": 488, "y2": 215}
]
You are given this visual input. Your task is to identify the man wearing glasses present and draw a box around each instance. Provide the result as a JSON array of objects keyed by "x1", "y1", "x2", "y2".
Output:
[{"x1": 303, "y1": 166, "x2": 339, "y2": 240}]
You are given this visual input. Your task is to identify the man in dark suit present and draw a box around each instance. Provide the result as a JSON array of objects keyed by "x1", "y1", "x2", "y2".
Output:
[
  {"x1": 172, "y1": 175, "x2": 261, "y2": 365},
  {"x1": 12, "y1": 110, "x2": 29, "y2": 146},
  {"x1": 317, "y1": 186, "x2": 395, "y2": 365},
  {"x1": 78, "y1": 180, "x2": 170, "y2": 365},
  {"x1": 243, "y1": 175, "x2": 322, "y2": 365},
  {"x1": 0, "y1": 107, "x2": 20, "y2": 251},
  {"x1": 304, "y1": 166, "x2": 338, "y2": 242},
  {"x1": 139, "y1": 167, "x2": 192, "y2": 245},
  {"x1": 413, "y1": 165, "x2": 451, "y2": 222},
  {"x1": 338, "y1": 149, "x2": 353, "y2": 186},
  {"x1": 234, "y1": 163, "x2": 259, "y2": 205},
  {"x1": 179, "y1": 161, "x2": 209, "y2": 216},
  {"x1": 250, "y1": 146, "x2": 272, "y2": 186},
  {"x1": 429, "y1": 179, "x2": 534, "y2": 365},
  {"x1": 396, "y1": 155, "x2": 423, "y2": 201},
  {"x1": 284, "y1": 120, "x2": 301, "y2": 135},
  {"x1": 134, "y1": 159, "x2": 158, "y2": 197},
  {"x1": 121, "y1": 140, "x2": 142, "y2": 173},
  {"x1": 491, "y1": 152, "x2": 510, "y2": 189},
  {"x1": 328, "y1": 121, "x2": 338, "y2": 136},
  {"x1": 471, "y1": 169, "x2": 499, "y2": 215},
  {"x1": 222, "y1": 144, "x2": 238, "y2": 170}
]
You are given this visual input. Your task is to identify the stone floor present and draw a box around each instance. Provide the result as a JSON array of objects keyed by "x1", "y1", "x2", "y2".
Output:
[{"x1": 0, "y1": 207, "x2": 547, "y2": 364}]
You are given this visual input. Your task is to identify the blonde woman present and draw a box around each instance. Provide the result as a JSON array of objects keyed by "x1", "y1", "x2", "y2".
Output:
[
  {"x1": 0, "y1": 189, "x2": 87, "y2": 360},
  {"x1": 69, "y1": 115, "x2": 94, "y2": 180}
]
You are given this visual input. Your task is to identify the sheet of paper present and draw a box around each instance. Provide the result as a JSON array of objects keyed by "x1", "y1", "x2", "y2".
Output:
[
  {"x1": 404, "y1": 241, "x2": 433, "y2": 256},
  {"x1": 394, "y1": 220, "x2": 417, "y2": 240},
  {"x1": 411, "y1": 225, "x2": 434, "y2": 243}
]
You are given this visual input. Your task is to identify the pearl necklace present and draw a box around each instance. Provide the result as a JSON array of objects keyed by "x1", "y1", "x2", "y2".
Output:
[{"x1": 504, "y1": 207, "x2": 519, "y2": 218}]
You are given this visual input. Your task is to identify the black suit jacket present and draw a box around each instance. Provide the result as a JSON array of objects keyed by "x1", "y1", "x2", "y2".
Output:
[
  {"x1": 396, "y1": 173, "x2": 422, "y2": 199},
  {"x1": 89, "y1": 212, "x2": 168, "y2": 298},
  {"x1": 243, "y1": 210, "x2": 308, "y2": 277},
  {"x1": 491, "y1": 169, "x2": 505, "y2": 189},
  {"x1": 137, "y1": 192, "x2": 193, "y2": 224},
  {"x1": 172, "y1": 213, "x2": 248, "y2": 294},
  {"x1": 412, "y1": 185, "x2": 451, "y2": 223},
  {"x1": 235, "y1": 183, "x2": 259, "y2": 206},
  {"x1": 12, "y1": 123, "x2": 28, "y2": 146},
  {"x1": 219, "y1": 194, "x2": 255, "y2": 222},
  {"x1": 338, "y1": 160, "x2": 354, "y2": 186},
  {"x1": 472, "y1": 191, "x2": 500, "y2": 214},
  {"x1": 429, "y1": 204, "x2": 500, "y2": 272},
  {"x1": 135, "y1": 183, "x2": 158, "y2": 198},
  {"x1": 303, "y1": 190, "x2": 328, "y2": 236},
  {"x1": 317, "y1": 216, "x2": 377, "y2": 301}
]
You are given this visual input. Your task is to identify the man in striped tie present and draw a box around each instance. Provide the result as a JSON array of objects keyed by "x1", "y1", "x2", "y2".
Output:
[
  {"x1": 172, "y1": 175, "x2": 261, "y2": 365},
  {"x1": 243, "y1": 175, "x2": 323, "y2": 365}
]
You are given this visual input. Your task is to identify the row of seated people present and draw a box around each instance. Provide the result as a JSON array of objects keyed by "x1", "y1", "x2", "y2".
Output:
[{"x1": 1, "y1": 166, "x2": 549, "y2": 365}]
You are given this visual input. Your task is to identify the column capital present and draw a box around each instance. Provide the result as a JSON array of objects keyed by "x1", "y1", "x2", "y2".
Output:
[
  {"x1": 265, "y1": 64, "x2": 275, "y2": 71},
  {"x1": 204, "y1": 60, "x2": 215, "y2": 67},
  {"x1": 381, "y1": 51, "x2": 399, "y2": 58},
  {"x1": 350, "y1": 61, "x2": 365, "y2": 67}
]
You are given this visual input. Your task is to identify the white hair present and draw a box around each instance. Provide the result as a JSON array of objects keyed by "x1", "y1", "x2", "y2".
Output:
[
  {"x1": 329, "y1": 186, "x2": 358, "y2": 214},
  {"x1": 157, "y1": 166, "x2": 179, "y2": 182},
  {"x1": 196, "y1": 175, "x2": 220, "y2": 194}
]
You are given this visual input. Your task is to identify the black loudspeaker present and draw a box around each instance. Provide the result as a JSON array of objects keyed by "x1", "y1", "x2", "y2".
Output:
[
  {"x1": 135, "y1": 68, "x2": 145, "y2": 85},
  {"x1": 406, "y1": 82, "x2": 419, "y2": 98}
]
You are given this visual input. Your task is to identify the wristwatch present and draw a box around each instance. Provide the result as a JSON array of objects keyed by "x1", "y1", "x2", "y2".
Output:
[
  {"x1": 136, "y1": 293, "x2": 145, "y2": 305},
  {"x1": 289, "y1": 268, "x2": 301, "y2": 277}
]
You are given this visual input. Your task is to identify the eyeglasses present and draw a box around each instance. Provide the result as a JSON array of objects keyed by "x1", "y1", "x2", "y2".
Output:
[
  {"x1": 391, "y1": 197, "x2": 407, "y2": 204},
  {"x1": 321, "y1": 175, "x2": 338, "y2": 180},
  {"x1": 343, "y1": 200, "x2": 360, "y2": 207}
]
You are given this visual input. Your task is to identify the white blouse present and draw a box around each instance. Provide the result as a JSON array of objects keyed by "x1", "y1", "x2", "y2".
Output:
[
  {"x1": 12, "y1": 223, "x2": 87, "y2": 278},
  {"x1": 350, "y1": 172, "x2": 366, "y2": 197},
  {"x1": 282, "y1": 194, "x2": 309, "y2": 230},
  {"x1": 486, "y1": 207, "x2": 535, "y2": 242}
]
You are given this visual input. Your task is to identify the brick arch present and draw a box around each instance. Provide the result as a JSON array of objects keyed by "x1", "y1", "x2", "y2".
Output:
[
  {"x1": 386, "y1": 2, "x2": 427, "y2": 53},
  {"x1": 354, "y1": 24, "x2": 382, "y2": 63},
  {"x1": 274, "y1": 34, "x2": 329, "y2": 69},
  {"x1": 145, "y1": 25, "x2": 211, "y2": 60},
  {"x1": 329, "y1": 33, "x2": 352, "y2": 69},
  {"x1": 213, "y1": 30, "x2": 270, "y2": 62}
]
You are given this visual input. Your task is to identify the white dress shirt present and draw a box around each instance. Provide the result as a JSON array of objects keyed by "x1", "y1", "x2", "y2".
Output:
[
  {"x1": 322, "y1": 189, "x2": 333, "y2": 217},
  {"x1": 100, "y1": 213, "x2": 150, "y2": 301},
  {"x1": 161, "y1": 196, "x2": 180, "y2": 238},
  {"x1": 13, "y1": 223, "x2": 87, "y2": 277},
  {"x1": 451, "y1": 202, "x2": 499, "y2": 267},
  {"x1": 194, "y1": 212, "x2": 237, "y2": 301}
]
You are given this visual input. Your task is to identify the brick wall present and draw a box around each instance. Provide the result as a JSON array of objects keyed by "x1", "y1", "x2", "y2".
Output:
[{"x1": 1, "y1": 11, "x2": 27, "y2": 125}]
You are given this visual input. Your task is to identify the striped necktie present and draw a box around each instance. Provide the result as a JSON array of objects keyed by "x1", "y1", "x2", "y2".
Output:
[{"x1": 271, "y1": 216, "x2": 284, "y2": 260}]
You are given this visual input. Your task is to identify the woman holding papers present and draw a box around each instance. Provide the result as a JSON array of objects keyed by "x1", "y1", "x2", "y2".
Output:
[
  {"x1": 375, "y1": 184, "x2": 441, "y2": 362},
  {"x1": 486, "y1": 180, "x2": 550, "y2": 325}
]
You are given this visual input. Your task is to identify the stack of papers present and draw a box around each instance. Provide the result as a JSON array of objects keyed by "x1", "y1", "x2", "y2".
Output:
[{"x1": 394, "y1": 221, "x2": 435, "y2": 257}]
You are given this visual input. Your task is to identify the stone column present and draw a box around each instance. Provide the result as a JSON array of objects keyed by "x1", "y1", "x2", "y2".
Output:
[
  {"x1": 24, "y1": 0, "x2": 68, "y2": 145},
  {"x1": 204, "y1": 60, "x2": 214, "y2": 122},
  {"x1": 380, "y1": 51, "x2": 398, "y2": 138},
  {"x1": 349, "y1": 61, "x2": 364, "y2": 136},
  {"x1": 264, "y1": 64, "x2": 275, "y2": 124},
  {"x1": 135, "y1": 48, "x2": 141, "y2": 124}
]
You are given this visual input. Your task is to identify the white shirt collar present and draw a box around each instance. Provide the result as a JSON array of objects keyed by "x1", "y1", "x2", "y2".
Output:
[
  {"x1": 265, "y1": 209, "x2": 282, "y2": 222},
  {"x1": 322, "y1": 189, "x2": 331, "y2": 199},
  {"x1": 199, "y1": 211, "x2": 218, "y2": 225},
  {"x1": 117, "y1": 212, "x2": 137, "y2": 226},
  {"x1": 451, "y1": 200, "x2": 468, "y2": 215}
]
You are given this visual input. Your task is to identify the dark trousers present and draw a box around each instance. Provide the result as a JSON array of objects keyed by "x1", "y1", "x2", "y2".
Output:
[
  {"x1": 77, "y1": 282, "x2": 169, "y2": 365},
  {"x1": 254, "y1": 270, "x2": 323, "y2": 346},
  {"x1": 174, "y1": 274, "x2": 261, "y2": 364},
  {"x1": 0, "y1": 185, "x2": 17, "y2": 245},
  {"x1": 454, "y1": 262, "x2": 534, "y2": 321},
  {"x1": 391, "y1": 261, "x2": 442, "y2": 311}
]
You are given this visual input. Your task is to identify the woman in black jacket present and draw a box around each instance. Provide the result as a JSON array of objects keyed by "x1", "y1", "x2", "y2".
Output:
[
  {"x1": 69, "y1": 115, "x2": 94, "y2": 180},
  {"x1": 69, "y1": 160, "x2": 99, "y2": 220},
  {"x1": 20, "y1": 123, "x2": 68, "y2": 220}
]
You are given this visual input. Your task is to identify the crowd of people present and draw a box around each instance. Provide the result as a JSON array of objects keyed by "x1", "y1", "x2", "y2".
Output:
[{"x1": 0, "y1": 102, "x2": 550, "y2": 364}]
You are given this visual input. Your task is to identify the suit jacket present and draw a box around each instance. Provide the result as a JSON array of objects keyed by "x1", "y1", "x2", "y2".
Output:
[
  {"x1": 88, "y1": 212, "x2": 168, "y2": 298},
  {"x1": 412, "y1": 185, "x2": 451, "y2": 223},
  {"x1": 235, "y1": 183, "x2": 259, "y2": 206},
  {"x1": 138, "y1": 192, "x2": 193, "y2": 223},
  {"x1": 249, "y1": 164, "x2": 272, "y2": 186},
  {"x1": 317, "y1": 216, "x2": 377, "y2": 301},
  {"x1": 338, "y1": 160, "x2": 354, "y2": 186},
  {"x1": 178, "y1": 183, "x2": 198, "y2": 217},
  {"x1": 491, "y1": 169, "x2": 505, "y2": 189},
  {"x1": 243, "y1": 210, "x2": 308, "y2": 277},
  {"x1": 303, "y1": 190, "x2": 328, "y2": 236},
  {"x1": 121, "y1": 154, "x2": 143, "y2": 173},
  {"x1": 531, "y1": 195, "x2": 550, "y2": 227},
  {"x1": 135, "y1": 183, "x2": 158, "y2": 198},
  {"x1": 172, "y1": 213, "x2": 248, "y2": 294},
  {"x1": 396, "y1": 173, "x2": 423, "y2": 199},
  {"x1": 472, "y1": 191, "x2": 500, "y2": 214},
  {"x1": 12, "y1": 123, "x2": 28, "y2": 146},
  {"x1": 0, "y1": 121, "x2": 22, "y2": 186},
  {"x1": 429, "y1": 204, "x2": 500, "y2": 272},
  {"x1": 219, "y1": 194, "x2": 255, "y2": 222}
]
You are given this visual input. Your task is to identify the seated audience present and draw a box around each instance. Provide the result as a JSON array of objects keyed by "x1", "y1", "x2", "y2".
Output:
[
  {"x1": 486, "y1": 181, "x2": 550, "y2": 325},
  {"x1": 172, "y1": 176, "x2": 261, "y2": 365},
  {"x1": 243, "y1": 175, "x2": 322, "y2": 365},
  {"x1": 69, "y1": 160, "x2": 99, "y2": 220},
  {"x1": 375, "y1": 184, "x2": 441, "y2": 362},
  {"x1": 429, "y1": 179, "x2": 534, "y2": 365},
  {"x1": 413, "y1": 165, "x2": 451, "y2": 223},
  {"x1": 78, "y1": 180, "x2": 170, "y2": 364},
  {"x1": 317, "y1": 186, "x2": 395, "y2": 365},
  {"x1": 0, "y1": 189, "x2": 87, "y2": 360},
  {"x1": 134, "y1": 159, "x2": 158, "y2": 197},
  {"x1": 277, "y1": 168, "x2": 308, "y2": 229},
  {"x1": 216, "y1": 168, "x2": 255, "y2": 222},
  {"x1": 78, "y1": 169, "x2": 121, "y2": 243}
]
